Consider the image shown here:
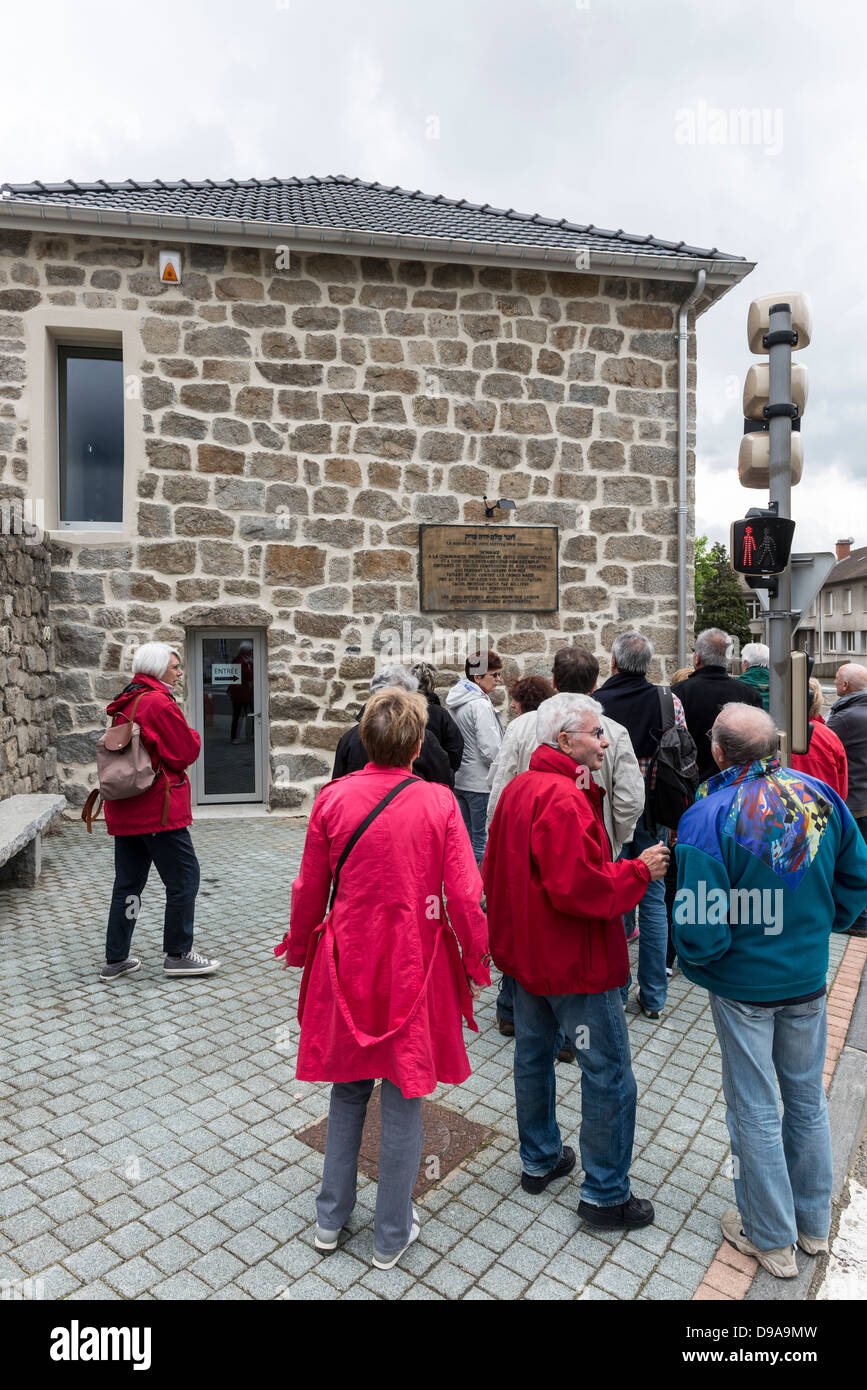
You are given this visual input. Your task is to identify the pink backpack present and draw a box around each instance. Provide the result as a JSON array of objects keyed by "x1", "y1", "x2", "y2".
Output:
[{"x1": 81, "y1": 690, "x2": 169, "y2": 833}]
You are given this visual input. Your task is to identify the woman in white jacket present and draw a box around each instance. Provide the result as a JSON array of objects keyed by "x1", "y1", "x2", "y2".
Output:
[{"x1": 445, "y1": 650, "x2": 504, "y2": 864}]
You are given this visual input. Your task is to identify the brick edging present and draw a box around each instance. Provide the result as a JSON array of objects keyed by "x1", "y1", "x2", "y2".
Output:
[{"x1": 692, "y1": 935, "x2": 867, "y2": 1301}]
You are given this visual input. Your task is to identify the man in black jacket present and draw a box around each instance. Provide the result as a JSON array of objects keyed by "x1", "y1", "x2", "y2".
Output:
[
  {"x1": 672, "y1": 629, "x2": 762, "y2": 782},
  {"x1": 331, "y1": 665, "x2": 454, "y2": 786}
]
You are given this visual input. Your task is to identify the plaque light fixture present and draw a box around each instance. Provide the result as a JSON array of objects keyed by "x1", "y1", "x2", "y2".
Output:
[{"x1": 482, "y1": 496, "x2": 517, "y2": 519}]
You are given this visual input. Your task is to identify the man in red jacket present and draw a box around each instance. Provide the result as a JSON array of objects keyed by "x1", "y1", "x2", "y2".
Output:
[
  {"x1": 483, "y1": 693, "x2": 669, "y2": 1228},
  {"x1": 99, "y1": 642, "x2": 220, "y2": 982}
]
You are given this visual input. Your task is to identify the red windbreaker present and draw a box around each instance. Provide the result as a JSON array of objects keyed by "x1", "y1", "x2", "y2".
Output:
[
  {"x1": 482, "y1": 743, "x2": 651, "y2": 996},
  {"x1": 790, "y1": 715, "x2": 848, "y2": 800},
  {"x1": 102, "y1": 675, "x2": 201, "y2": 835},
  {"x1": 281, "y1": 765, "x2": 491, "y2": 1098}
]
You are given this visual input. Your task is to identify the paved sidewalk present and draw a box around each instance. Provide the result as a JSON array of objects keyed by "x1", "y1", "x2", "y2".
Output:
[{"x1": 0, "y1": 817, "x2": 852, "y2": 1301}]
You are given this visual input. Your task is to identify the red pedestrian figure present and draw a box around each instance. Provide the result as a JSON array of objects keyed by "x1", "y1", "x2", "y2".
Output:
[{"x1": 741, "y1": 525, "x2": 756, "y2": 567}]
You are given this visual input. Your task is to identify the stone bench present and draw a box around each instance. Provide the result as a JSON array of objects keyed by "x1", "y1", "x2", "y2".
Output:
[{"x1": 0, "y1": 794, "x2": 67, "y2": 887}]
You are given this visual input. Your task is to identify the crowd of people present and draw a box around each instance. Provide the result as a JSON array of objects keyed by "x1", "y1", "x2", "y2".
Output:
[{"x1": 92, "y1": 633, "x2": 867, "y2": 1279}]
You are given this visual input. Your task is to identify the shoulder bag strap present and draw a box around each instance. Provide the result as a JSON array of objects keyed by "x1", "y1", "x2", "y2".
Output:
[
  {"x1": 81, "y1": 788, "x2": 103, "y2": 834},
  {"x1": 657, "y1": 685, "x2": 676, "y2": 733},
  {"x1": 328, "y1": 777, "x2": 416, "y2": 912}
]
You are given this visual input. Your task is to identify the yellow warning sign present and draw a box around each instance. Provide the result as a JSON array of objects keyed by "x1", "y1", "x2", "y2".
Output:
[{"x1": 161, "y1": 262, "x2": 179, "y2": 282}]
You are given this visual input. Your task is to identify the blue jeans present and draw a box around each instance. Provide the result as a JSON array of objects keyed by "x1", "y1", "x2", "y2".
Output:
[
  {"x1": 455, "y1": 789, "x2": 489, "y2": 865},
  {"x1": 710, "y1": 993, "x2": 832, "y2": 1250},
  {"x1": 853, "y1": 817, "x2": 867, "y2": 930},
  {"x1": 619, "y1": 814, "x2": 669, "y2": 1013},
  {"x1": 512, "y1": 980, "x2": 637, "y2": 1205}
]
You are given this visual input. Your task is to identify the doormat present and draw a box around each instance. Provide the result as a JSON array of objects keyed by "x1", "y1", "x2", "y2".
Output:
[{"x1": 296, "y1": 1089, "x2": 493, "y2": 1198}]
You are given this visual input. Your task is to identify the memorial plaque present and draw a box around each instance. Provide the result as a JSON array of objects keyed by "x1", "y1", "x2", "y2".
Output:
[{"x1": 419, "y1": 525, "x2": 559, "y2": 612}]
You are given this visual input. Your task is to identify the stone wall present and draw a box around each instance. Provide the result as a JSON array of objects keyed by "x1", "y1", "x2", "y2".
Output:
[
  {"x1": 0, "y1": 531, "x2": 57, "y2": 797},
  {"x1": 0, "y1": 229, "x2": 696, "y2": 812}
]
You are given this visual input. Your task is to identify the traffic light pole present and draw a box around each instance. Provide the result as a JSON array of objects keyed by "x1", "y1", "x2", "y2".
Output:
[{"x1": 766, "y1": 303, "x2": 794, "y2": 756}]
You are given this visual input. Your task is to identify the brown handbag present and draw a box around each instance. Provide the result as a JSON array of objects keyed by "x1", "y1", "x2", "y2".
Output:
[{"x1": 81, "y1": 690, "x2": 170, "y2": 833}]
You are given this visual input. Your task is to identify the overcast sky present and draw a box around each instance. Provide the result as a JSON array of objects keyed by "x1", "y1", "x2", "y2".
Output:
[{"x1": 4, "y1": 0, "x2": 863, "y2": 562}]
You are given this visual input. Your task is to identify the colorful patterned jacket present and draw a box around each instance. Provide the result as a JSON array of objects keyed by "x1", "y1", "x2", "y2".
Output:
[{"x1": 672, "y1": 756, "x2": 867, "y2": 1001}]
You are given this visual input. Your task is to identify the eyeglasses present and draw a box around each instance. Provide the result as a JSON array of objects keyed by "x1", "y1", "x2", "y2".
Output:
[{"x1": 564, "y1": 725, "x2": 605, "y2": 740}]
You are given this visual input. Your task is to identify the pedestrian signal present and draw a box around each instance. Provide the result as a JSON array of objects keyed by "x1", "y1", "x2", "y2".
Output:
[{"x1": 730, "y1": 515, "x2": 795, "y2": 576}]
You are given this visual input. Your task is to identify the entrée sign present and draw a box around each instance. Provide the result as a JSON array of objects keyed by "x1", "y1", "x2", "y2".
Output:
[{"x1": 419, "y1": 525, "x2": 559, "y2": 613}]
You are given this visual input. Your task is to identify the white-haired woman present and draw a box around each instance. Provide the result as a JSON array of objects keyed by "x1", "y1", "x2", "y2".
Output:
[{"x1": 97, "y1": 641, "x2": 220, "y2": 982}]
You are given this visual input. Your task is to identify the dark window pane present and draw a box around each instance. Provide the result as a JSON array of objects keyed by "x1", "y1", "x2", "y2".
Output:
[{"x1": 59, "y1": 347, "x2": 124, "y2": 524}]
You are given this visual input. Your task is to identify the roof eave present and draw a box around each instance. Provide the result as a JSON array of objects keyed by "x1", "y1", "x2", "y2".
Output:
[{"x1": 0, "y1": 199, "x2": 755, "y2": 295}]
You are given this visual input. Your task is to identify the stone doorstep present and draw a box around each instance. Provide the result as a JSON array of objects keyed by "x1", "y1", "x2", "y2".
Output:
[
  {"x1": 0, "y1": 794, "x2": 67, "y2": 885},
  {"x1": 693, "y1": 936, "x2": 867, "y2": 1302}
]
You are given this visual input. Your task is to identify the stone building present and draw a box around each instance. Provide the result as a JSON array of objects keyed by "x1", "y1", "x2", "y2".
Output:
[{"x1": 0, "y1": 176, "x2": 752, "y2": 813}]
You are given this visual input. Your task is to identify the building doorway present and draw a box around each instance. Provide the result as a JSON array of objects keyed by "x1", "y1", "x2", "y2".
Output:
[{"x1": 187, "y1": 629, "x2": 267, "y2": 805}]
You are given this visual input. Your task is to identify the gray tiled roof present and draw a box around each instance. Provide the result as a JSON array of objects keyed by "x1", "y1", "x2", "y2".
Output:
[
  {"x1": 826, "y1": 545, "x2": 867, "y2": 585},
  {"x1": 0, "y1": 174, "x2": 745, "y2": 263}
]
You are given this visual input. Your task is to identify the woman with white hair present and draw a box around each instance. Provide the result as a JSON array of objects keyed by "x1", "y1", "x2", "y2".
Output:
[
  {"x1": 94, "y1": 641, "x2": 219, "y2": 982},
  {"x1": 739, "y1": 642, "x2": 770, "y2": 712},
  {"x1": 331, "y1": 665, "x2": 453, "y2": 785}
]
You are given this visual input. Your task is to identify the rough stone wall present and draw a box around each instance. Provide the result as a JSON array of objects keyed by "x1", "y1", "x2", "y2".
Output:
[
  {"x1": 0, "y1": 531, "x2": 57, "y2": 797},
  {"x1": 0, "y1": 229, "x2": 696, "y2": 812}
]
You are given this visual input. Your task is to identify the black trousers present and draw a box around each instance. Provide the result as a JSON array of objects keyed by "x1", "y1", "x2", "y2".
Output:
[{"x1": 105, "y1": 827, "x2": 200, "y2": 962}]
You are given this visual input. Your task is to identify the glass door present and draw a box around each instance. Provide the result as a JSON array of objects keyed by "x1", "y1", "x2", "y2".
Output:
[{"x1": 188, "y1": 630, "x2": 266, "y2": 804}]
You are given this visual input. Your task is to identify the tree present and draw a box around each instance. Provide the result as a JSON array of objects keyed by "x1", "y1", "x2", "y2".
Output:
[{"x1": 695, "y1": 538, "x2": 752, "y2": 650}]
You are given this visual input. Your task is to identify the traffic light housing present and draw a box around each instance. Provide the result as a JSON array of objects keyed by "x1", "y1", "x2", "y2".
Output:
[{"x1": 731, "y1": 512, "x2": 796, "y2": 576}]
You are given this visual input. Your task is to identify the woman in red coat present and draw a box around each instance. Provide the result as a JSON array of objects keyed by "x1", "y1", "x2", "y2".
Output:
[
  {"x1": 278, "y1": 686, "x2": 490, "y2": 1269},
  {"x1": 791, "y1": 678, "x2": 848, "y2": 798},
  {"x1": 98, "y1": 642, "x2": 219, "y2": 982}
]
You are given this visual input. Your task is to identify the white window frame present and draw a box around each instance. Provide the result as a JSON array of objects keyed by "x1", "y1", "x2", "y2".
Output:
[
  {"x1": 844, "y1": 588, "x2": 853, "y2": 614},
  {"x1": 825, "y1": 591, "x2": 834, "y2": 616},
  {"x1": 25, "y1": 309, "x2": 145, "y2": 545}
]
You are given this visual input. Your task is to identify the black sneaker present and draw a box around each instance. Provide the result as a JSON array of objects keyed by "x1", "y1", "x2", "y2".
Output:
[
  {"x1": 637, "y1": 993, "x2": 661, "y2": 1020},
  {"x1": 99, "y1": 957, "x2": 141, "y2": 983},
  {"x1": 520, "y1": 1145, "x2": 576, "y2": 1194},
  {"x1": 578, "y1": 1195, "x2": 654, "y2": 1229}
]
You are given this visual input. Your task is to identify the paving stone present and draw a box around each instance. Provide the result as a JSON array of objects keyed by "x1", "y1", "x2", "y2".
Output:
[
  {"x1": 524, "y1": 1272, "x2": 576, "y2": 1300},
  {"x1": 149, "y1": 1236, "x2": 200, "y2": 1276},
  {"x1": 189, "y1": 1247, "x2": 246, "y2": 1289},
  {"x1": 141, "y1": 1202, "x2": 191, "y2": 1237},
  {"x1": 58, "y1": 1240, "x2": 122, "y2": 1282},
  {"x1": 236, "y1": 1260, "x2": 289, "y2": 1298},
  {"x1": 179, "y1": 1215, "x2": 234, "y2": 1253},
  {"x1": 103, "y1": 1256, "x2": 162, "y2": 1297},
  {"x1": 151, "y1": 1272, "x2": 213, "y2": 1300},
  {"x1": 104, "y1": 1221, "x2": 159, "y2": 1258}
]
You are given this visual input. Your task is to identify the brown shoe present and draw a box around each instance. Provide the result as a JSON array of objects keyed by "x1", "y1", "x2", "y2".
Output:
[
  {"x1": 557, "y1": 1047, "x2": 576, "y2": 1063},
  {"x1": 497, "y1": 1014, "x2": 515, "y2": 1037}
]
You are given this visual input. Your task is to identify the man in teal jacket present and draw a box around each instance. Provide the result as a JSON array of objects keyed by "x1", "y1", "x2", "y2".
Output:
[{"x1": 673, "y1": 703, "x2": 867, "y2": 1278}]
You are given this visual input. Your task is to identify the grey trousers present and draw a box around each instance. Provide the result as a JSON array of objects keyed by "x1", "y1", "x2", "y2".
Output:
[{"x1": 316, "y1": 1078, "x2": 424, "y2": 1258}]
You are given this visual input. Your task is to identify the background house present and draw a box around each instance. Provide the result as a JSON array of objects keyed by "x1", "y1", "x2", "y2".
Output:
[{"x1": 797, "y1": 538, "x2": 867, "y2": 677}]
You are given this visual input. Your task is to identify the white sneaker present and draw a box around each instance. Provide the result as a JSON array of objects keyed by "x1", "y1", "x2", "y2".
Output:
[
  {"x1": 163, "y1": 950, "x2": 221, "y2": 977},
  {"x1": 372, "y1": 1207, "x2": 420, "y2": 1270},
  {"x1": 314, "y1": 1224, "x2": 342, "y2": 1251},
  {"x1": 720, "y1": 1208, "x2": 798, "y2": 1278},
  {"x1": 797, "y1": 1231, "x2": 829, "y2": 1256}
]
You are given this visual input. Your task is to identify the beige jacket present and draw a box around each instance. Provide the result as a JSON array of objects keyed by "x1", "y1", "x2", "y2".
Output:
[{"x1": 485, "y1": 708, "x2": 644, "y2": 857}]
